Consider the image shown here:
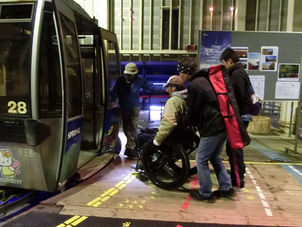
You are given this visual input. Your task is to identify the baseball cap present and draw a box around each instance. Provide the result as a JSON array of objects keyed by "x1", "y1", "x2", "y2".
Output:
[
  {"x1": 124, "y1": 62, "x2": 138, "y2": 75},
  {"x1": 163, "y1": 75, "x2": 185, "y2": 87}
]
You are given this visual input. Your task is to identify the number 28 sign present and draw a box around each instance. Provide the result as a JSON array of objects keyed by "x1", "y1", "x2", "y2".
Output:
[{"x1": 8, "y1": 101, "x2": 27, "y2": 114}]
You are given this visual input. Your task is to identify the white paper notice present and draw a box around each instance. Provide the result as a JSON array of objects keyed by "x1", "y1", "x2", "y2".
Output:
[
  {"x1": 275, "y1": 81, "x2": 300, "y2": 99},
  {"x1": 249, "y1": 75, "x2": 265, "y2": 100}
]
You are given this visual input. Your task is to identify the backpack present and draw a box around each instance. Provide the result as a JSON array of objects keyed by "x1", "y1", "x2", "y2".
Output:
[{"x1": 208, "y1": 65, "x2": 250, "y2": 149}]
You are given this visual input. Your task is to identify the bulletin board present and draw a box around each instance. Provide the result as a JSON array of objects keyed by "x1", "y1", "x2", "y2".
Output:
[{"x1": 199, "y1": 31, "x2": 302, "y2": 101}]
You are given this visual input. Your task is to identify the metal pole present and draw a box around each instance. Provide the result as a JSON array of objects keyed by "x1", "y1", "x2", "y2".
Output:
[
  {"x1": 266, "y1": 0, "x2": 271, "y2": 31},
  {"x1": 139, "y1": 0, "x2": 143, "y2": 51},
  {"x1": 160, "y1": 0, "x2": 163, "y2": 50},
  {"x1": 178, "y1": 0, "x2": 181, "y2": 50},
  {"x1": 120, "y1": 0, "x2": 123, "y2": 49},
  {"x1": 210, "y1": 0, "x2": 213, "y2": 30},
  {"x1": 199, "y1": 0, "x2": 204, "y2": 30},
  {"x1": 278, "y1": 0, "x2": 282, "y2": 31},
  {"x1": 188, "y1": 0, "x2": 192, "y2": 44},
  {"x1": 289, "y1": 101, "x2": 294, "y2": 137},
  {"x1": 255, "y1": 0, "x2": 259, "y2": 31},
  {"x1": 169, "y1": 0, "x2": 172, "y2": 50},
  {"x1": 129, "y1": 0, "x2": 133, "y2": 50},
  {"x1": 149, "y1": 0, "x2": 153, "y2": 51},
  {"x1": 220, "y1": 0, "x2": 223, "y2": 30}
]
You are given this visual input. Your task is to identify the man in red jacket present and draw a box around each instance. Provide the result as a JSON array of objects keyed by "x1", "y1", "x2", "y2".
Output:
[{"x1": 220, "y1": 47, "x2": 255, "y2": 189}]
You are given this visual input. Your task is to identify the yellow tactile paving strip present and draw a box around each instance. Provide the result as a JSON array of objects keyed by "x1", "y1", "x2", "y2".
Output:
[
  {"x1": 86, "y1": 172, "x2": 136, "y2": 208},
  {"x1": 56, "y1": 215, "x2": 88, "y2": 227}
]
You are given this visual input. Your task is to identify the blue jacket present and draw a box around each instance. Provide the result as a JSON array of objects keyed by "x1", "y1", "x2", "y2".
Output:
[{"x1": 110, "y1": 75, "x2": 164, "y2": 111}]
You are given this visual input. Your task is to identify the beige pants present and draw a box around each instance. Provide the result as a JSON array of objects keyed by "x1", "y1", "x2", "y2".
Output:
[{"x1": 121, "y1": 107, "x2": 140, "y2": 150}]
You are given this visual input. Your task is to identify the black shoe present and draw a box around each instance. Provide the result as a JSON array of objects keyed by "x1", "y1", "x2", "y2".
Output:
[
  {"x1": 213, "y1": 188, "x2": 235, "y2": 198},
  {"x1": 190, "y1": 190, "x2": 215, "y2": 203}
]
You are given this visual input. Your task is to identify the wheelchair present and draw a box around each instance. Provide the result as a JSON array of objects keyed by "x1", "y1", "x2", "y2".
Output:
[{"x1": 136, "y1": 125, "x2": 200, "y2": 190}]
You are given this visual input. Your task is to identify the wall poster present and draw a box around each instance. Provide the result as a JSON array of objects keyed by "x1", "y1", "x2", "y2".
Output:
[
  {"x1": 248, "y1": 52, "x2": 261, "y2": 70},
  {"x1": 277, "y1": 63, "x2": 300, "y2": 81},
  {"x1": 232, "y1": 47, "x2": 248, "y2": 70},
  {"x1": 260, "y1": 46, "x2": 278, "y2": 71},
  {"x1": 200, "y1": 31, "x2": 232, "y2": 68}
]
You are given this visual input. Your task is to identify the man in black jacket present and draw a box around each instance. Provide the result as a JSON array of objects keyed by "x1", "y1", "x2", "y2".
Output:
[
  {"x1": 186, "y1": 70, "x2": 234, "y2": 201},
  {"x1": 220, "y1": 47, "x2": 254, "y2": 189}
]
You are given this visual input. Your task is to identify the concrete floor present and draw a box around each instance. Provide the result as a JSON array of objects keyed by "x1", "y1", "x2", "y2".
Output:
[
  {"x1": 6, "y1": 154, "x2": 301, "y2": 226},
  {"x1": 3, "y1": 111, "x2": 302, "y2": 226}
]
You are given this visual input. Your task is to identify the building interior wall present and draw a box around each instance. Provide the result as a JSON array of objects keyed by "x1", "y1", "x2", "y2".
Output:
[{"x1": 76, "y1": 0, "x2": 302, "y2": 127}]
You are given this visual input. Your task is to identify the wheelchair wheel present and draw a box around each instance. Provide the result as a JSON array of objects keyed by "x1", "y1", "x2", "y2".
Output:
[{"x1": 142, "y1": 140, "x2": 190, "y2": 190}]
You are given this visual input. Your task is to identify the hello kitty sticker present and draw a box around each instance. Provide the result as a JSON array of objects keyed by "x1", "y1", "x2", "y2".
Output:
[{"x1": 0, "y1": 149, "x2": 20, "y2": 181}]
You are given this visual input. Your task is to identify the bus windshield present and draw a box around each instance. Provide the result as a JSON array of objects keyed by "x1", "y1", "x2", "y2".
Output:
[{"x1": 0, "y1": 22, "x2": 32, "y2": 117}]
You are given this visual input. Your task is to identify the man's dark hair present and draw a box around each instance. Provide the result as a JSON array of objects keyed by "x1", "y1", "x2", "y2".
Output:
[
  {"x1": 220, "y1": 47, "x2": 239, "y2": 63},
  {"x1": 179, "y1": 56, "x2": 197, "y2": 68},
  {"x1": 177, "y1": 56, "x2": 197, "y2": 74}
]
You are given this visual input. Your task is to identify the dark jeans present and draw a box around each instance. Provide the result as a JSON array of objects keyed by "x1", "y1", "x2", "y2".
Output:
[
  {"x1": 226, "y1": 121, "x2": 249, "y2": 188},
  {"x1": 196, "y1": 131, "x2": 232, "y2": 198}
]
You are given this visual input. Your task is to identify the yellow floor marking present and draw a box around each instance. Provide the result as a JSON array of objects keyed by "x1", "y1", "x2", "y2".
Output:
[
  {"x1": 56, "y1": 224, "x2": 65, "y2": 227},
  {"x1": 123, "y1": 175, "x2": 131, "y2": 180},
  {"x1": 101, "y1": 187, "x2": 115, "y2": 197},
  {"x1": 92, "y1": 201, "x2": 102, "y2": 207},
  {"x1": 125, "y1": 179, "x2": 132, "y2": 184},
  {"x1": 247, "y1": 195, "x2": 255, "y2": 200},
  {"x1": 244, "y1": 161, "x2": 302, "y2": 166},
  {"x1": 71, "y1": 216, "x2": 88, "y2": 225},
  {"x1": 101, "y1": 196, "x2": 110, "y2": 202},
  {"x1": 122, "y1": 221, "x2": 132, "y2": 227},
  {"x1": 118, "y1": 184, "x2": 127, "y2": 189},
  {"x1": 191, "y1": 159, "x2": 302, "y2": 166},
  {"x1": 87, "y1": 172, "x2": 135, "y2": 208},
  {"x1": 115, "y1": 182, "x2": 124, "y2": 188},
  {"x1": 86, "y1": 197, "x2": 101, "y2": 206},
  {"x1": 109, "y1": 189, "x2": 119, "y2": 196},
  {"x1": 57, "y1": 215, "x2": 88, "y2": 227},
  {"x1": 227, "y1": 160, "x2": 302, "y2": 166},
  {"x1": 64, "y1": 215, "x2": 80, "y2": 224}
]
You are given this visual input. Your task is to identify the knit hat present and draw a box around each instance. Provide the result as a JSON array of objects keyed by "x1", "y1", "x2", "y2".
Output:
[
  {"x1": 124, "y1": 62, "x2": 138, "y2": 75},
  {"x1": 163, "y1": 75, "x2": 185, "y2": 87}
]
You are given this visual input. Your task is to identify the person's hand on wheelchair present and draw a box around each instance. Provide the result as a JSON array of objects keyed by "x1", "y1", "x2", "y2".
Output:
[{"x1": 153, "y1": 139, "x2": 160, "y2": 147}]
